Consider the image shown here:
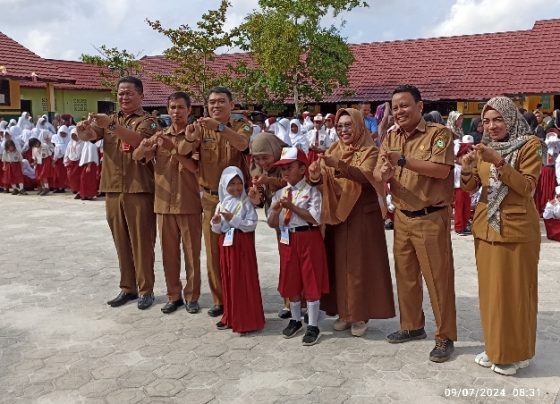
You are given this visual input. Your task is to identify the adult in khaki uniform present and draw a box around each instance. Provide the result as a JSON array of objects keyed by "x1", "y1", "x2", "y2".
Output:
[
  {"x1": 374, "y1": 85, "x2": 457, "y2": 363},
  {"x1": 181, "y1": 86, "x2": 251, "y2": 317},
  {"x1": 133, "y1": 92, "x2": 202, "y2": 315},
  {"x1": 461, "y1": 96, "x2": 544, "y2": 376},
  {"x1": 76, "y1": 76, "x2": 158, "y2": 310}
]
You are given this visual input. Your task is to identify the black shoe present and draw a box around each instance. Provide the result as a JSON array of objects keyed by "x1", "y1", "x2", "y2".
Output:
[
  {"x1": 207, "y1": 305, "x2": 224, "y2": 317},
  {"x1": 74, "y1": 193, "x2": 81, "y2": 200},
  {"x1": 384, "y1": 220, "x2": 394, "y2": 230},
  {"x1": 161, "y1": 299, "x2": 184, "y2": 314},
  {"x1": 278, "y1": 308, "x2": 292, "y2": 319},
  {"x1": 107, "y1": 291, "x2": 138, "y2": 307},
  {"x1": 302, "y1": 325, "x2": 321, "y2": 346},
  {"x1": 461, "y1": 229, "x2": 472, "y2": 236},
  {"x1": 386, "y1": 328, "x2": 427, "y2": 344},
  {"x1": 282, "y1": 320, "x2": 303, "y2": 339},
  {"x1": 185, "y1": 301, "x2": 200, "y2": 314},
  {"x1": 11, "y1": 189, "x2": 20, "y2": 195},
  {"x1": 216, "y1": 321, "x2": 230, "y2": 330},
  {"x1": 429, "y1": 339, "x2": 454, "y2": 363},
  {"x1": 137, "y1": 293, "x2": 155, "y2": 310}
]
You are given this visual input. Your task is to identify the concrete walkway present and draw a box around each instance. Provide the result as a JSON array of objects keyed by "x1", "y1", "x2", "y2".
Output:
[{"x1": 0, "y1": 192, "x2": 559, "y2": 403}]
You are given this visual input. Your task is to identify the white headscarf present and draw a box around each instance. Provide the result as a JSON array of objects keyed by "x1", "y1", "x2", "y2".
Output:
[
  {"x1": 218, "y1": 166, "x2": 247, "y2": 211},
  {"x1": 65, "y1": 129, "x2": 84, "y2": 162},
  {"x1": 42, "y1": 114, "x2": 56, "y2": 133},
  {"x1": 52, "y1": 125, "x2": 70, "y2": 159},
  {"x1": 0, "y1": 121, "x2": 8, "y2": 132},
  {"x1": 275, "y1": 118, "x2": 292, "y2": 146},
  {"x1": 288, "y1": 119, "x2": 309, "y2": 153},
  {"x1": 17, "y1": 112, "x2": 34, "y2": 130},
  {"x1": 79, "y1": 141, "x2": 99, "y2": 166},
  {"x1": 303, "y1": 114, "x2": 314, "y2": 132}
]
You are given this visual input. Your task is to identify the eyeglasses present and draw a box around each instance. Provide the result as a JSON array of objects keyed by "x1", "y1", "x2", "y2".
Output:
[{"x1": 336, "y1": 123, "x2": 353, "y2": 130}]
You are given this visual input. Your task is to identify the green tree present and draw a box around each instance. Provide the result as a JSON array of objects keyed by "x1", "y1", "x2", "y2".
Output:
[
  {"x1": 80, "y1": 45, "x2": 143, "y2": 96},
  {"x1": 146, "y1": 0, "x2": 235, "y2": 114},
  {"x1": 238, "y1": 0, "x2": 367, "y2": 114}
]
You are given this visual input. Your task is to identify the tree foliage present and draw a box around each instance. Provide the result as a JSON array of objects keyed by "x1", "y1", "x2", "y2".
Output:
[
  {"x1": 146, "y1": 0, "x2": 235, "y2": 113},
  {"x1": 237, "y1": 0, "x2": 367, "y2": 114},
  {"x1": 80, "y1": 45, "x2": 143, "y2": 96}
]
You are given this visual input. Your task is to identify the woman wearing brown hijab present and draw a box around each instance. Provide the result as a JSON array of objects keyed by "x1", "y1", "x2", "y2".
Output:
[{"x1": 309, "y1": 108, "x2": 395, "y2": 337}]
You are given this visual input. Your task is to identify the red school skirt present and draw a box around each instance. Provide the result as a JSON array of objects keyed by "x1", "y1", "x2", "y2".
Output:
[
  {"x1": 278, "y1": 227, "x2": 329, "y2": 301},
  {"x1": 36, "y1": 156, "x2": 54, "y2": 182},
  {"x1": 80, "y1": 163, "x2": 98, "y2": 198},
  {"x1": 534, "y1": 166, "x2": 556, "y2": 216},
  {"x1": 3, "y1": 162, "x2": 24, "y2": 185},
  {"x1": 51, "y1": 158, "x2": 68, "y2": 189},
  {"x1": 66, "y1": 160, "x2": 82, "y2": 193},
  {"x1": 218, "y1": 230, "x2": 265, "y2": 333}
]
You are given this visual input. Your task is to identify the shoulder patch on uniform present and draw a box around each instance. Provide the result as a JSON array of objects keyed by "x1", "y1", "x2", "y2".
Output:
[
  {"x1": 435, "y1": 135, "x2": 447, "y2": 149},
  {"x1": 243, "y1": 125, "x2": 251, "y2": 132},
  {"x1": 537, "y1": 148, "x2": 543, "y2": 157},
  {"x1": 150, "y1": 122, "x2": 157, "y2": 130}
]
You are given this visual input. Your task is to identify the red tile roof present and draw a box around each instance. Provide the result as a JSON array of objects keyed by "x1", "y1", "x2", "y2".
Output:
[
  {"x1": 21, "y1": 59, "x2": 110, "y2": 91},
  {"x1": 0, "y1": 32, "x2": 75, "y2": 83},
  {"x1": 7, "y1": 18, "x2": 560, "y2": 105}
]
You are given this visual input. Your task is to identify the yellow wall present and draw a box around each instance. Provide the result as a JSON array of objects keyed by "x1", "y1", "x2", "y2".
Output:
[{"x1": 0, "y1": 79, "x2": 21, "y2": 111}]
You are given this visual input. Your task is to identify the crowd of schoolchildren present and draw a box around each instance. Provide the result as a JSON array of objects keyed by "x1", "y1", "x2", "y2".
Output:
[{"x1": 0, "y1": 113, "x2": 102, "y2": 199}]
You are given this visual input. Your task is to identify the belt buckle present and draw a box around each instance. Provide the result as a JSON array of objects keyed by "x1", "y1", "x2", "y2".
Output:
[{"x1": 423, "y1": 207, "x2": 429, "y2": 215}]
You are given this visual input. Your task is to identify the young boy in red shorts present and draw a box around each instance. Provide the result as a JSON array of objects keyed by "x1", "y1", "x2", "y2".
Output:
[{"x1": 267, "y1": 147, "x2": 328, "y2": 346}]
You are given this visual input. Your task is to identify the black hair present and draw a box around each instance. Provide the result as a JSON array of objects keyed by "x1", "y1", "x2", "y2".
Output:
[
  {"x1": 208, "y1": 86, "x2": 233, "y2": 102},
  {"x1": 523, "y1": 112, "x2": 538, "y2": 131},
  {"x1": 4, "y1": 139, "x2": 16, "y2": 151},
  {"x1": 469, "y1": 117, "x2": 482, "y2": 132},
  {"x1": 117, "y1": 76, "x2": 143, "y2": 94},
  {"x1": 392, "y1": 85, "x2": 422, "y2": 102},
  {"x1": 28, "y1": 138, "x2": 41, "y2": 149},
  {"x1": 167, "y1": 91, "x2": 192, "y2": 108}
]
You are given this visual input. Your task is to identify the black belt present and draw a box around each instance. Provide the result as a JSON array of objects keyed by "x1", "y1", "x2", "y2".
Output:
[
  {"x1": 400, "y1": 205, "x2": 445, "y2": 218},
  {"x1": 288, "y1": 225, "x2": 317, "y2": 233},
  {"x1": 202, "y1": 187, "x2": 219, "y2": 196}
]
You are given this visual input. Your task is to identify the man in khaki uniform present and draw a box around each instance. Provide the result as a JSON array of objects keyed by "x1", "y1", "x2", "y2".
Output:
[
  {"x1": 181, "y1": 86, "x2": 252, "y2": 317},
  {"x1": 76, "y1": 76, "x2": 158, "y2": 310},
  {"x1": 133, "y1": 92, "x2": 202, "y2": 315},
  {"x1": 374, "y1": 85, "x2": 457, "y2": 363}
]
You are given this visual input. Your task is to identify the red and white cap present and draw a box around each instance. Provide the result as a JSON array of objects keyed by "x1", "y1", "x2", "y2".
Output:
[
  {"x1": 272, "y1": 146, "x2": 310, "y2": 167},
  {"x1": 325, "y1": 113, "x2": 335, "y2": 122},
  {"x1": 461, "y1": 134, "x2": 474, "y2": 144},
  {"x1": 313, "y1": 113, "x2": 323, "y2": 122},
  {"x1": 302, "y1": 111, "x2": 311, "y2": 118}
]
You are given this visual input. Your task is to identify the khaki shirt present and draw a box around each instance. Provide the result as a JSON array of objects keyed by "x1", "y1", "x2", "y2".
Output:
[
  {"x1": 98, "y1": 108, "x2": 159, "y2": 193},
  {"x1": 154, "y1": 126, "x2": 202, "y2": 215},
  {"x1": 461, "y1": 136, "x2": 542, "y2": 242},
  {"x1": 180, "y1": 118, "x2": 252, "y2": 191},
  {"x1": 379, "y1": 119, "x2": 454, "y2": 211}
]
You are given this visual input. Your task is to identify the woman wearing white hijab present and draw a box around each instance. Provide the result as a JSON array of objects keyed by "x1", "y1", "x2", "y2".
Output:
[
  {"x1": 51, "y1": 125, "x2": 70, "y2": 192},
  {"x1": 64, "y1": 128, "x2": 84, "y2": 197},
  {"x1": 42, "y1": 114, "x2": 56, "y2": 133},
  {"x1": 275, "y1": 118, "x2": 293, "y2": 146},
  {"x1": 17, "y1": 112, "x2": 34, "y2": 130},
  {"x1": 288, "y1": 118, "x2": 309, "y2": 153}
]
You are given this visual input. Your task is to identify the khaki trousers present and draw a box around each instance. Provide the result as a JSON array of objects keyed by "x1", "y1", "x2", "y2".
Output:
[
  {"x1": 105, "y1": 192, "x2": 156, "y2": 296},
  {"x1": 158, "y1": 213, "x2": 202, "y2": 302},
  {"x1": 202, "y1": 191, "x2": 222, "y2": 305},
  {"x1": 393, "y1": 207, "x2": 457, "y2": 341}
]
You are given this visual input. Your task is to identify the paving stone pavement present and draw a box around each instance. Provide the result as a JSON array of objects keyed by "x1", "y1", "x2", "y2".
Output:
[{"x1": 0, "y1": 192, "x2": 559, "y2": 404}]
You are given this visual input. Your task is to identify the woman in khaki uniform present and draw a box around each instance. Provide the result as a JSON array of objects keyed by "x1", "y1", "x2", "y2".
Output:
[
  {"x1": 461, "y1": 96, "x2": 545, "y2": 376},
  {"x1": 309, "y1": 108, "x2": 395, "y2": 337}
]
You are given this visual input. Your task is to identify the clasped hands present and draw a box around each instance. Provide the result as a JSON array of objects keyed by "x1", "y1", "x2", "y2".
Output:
[
  {"x1": 461, "y1": 143, "x2": 503, "y2": 171},
  {"x1": 212, "y1": 210, "x2": 233, "y2": 224},
  {"x1": 308, "y1": 154, "x2": 338, "y2": 181}
]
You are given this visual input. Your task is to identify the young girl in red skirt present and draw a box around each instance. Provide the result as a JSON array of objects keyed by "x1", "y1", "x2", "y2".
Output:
[
  {"x1": 32, "y1": 131, "x2": 55, "y2": 195},
  {"x1": 79, "y1": 140, "x2": 99, "y2": 200},
  {"x1": 211, "y1": 166, "x2": 265, "y2": 334},
  {"x1": 2, "y1": 139, "x2": 26, "y2": 195},
  {"x1": 64, "y1": 129, "x2": 84, "y2": 198},
  {"x1": 51, "y1": 125, "x2": 70, "y2": 192}
]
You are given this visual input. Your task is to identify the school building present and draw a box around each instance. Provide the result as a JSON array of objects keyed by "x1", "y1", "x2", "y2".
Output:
[{"x1": 2, "y1": 19, "x2": 560, "y2": 124}]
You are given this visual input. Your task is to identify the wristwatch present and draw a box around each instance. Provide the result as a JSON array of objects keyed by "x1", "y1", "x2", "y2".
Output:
[
  {"x1": 397, "y1": 154, "x2": 407, "y2": 167},
  {"x1": 216, "y1": 123, "x2": 226, "y2": 133},
  {"x1": 108, "y1": 122, "x2": 117, "y2": 131},
  {"x1": 170, "y1": 147, "x2": 177, "y2": 156}
]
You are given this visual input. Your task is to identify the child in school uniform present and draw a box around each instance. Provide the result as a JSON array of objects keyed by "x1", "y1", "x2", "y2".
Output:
[
  {"x1": 267, "y1": 147, "x2": 328, "y2": 346},
  {"x1": 454, "y1": 139, "x2": 474, "y2": 235},
  {"x1": 64, "y1": 128, "x2": 84, "y2": 198},
  {"x1": 51, "y1": 125, "x2": 70, "y2": 192},
  {"x1": 79, "y1": 140, "x2": 99, "y2": 200},
  {"x1": 1, "y1": 139, "x2": 26, "y2": 195},
  {"x1": 32, "y1": 130, "x2": 55, "y2": 195},
  {"x1": 212, "y1": 166, "x2": 265, "y2": 334}
]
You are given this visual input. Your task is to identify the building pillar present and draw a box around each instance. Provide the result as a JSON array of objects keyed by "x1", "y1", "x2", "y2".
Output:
[{"x1": 46, "y1": 82, "x2": 55, "y2": 120}]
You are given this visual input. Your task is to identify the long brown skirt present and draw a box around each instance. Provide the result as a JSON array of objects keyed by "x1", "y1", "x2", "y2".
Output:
[
  {"x1": 475, "y1": 239, "x2": 539, "y2": 364},
  {"x1": 321, "y1": 186, "x2": 395, "y2": 322}
]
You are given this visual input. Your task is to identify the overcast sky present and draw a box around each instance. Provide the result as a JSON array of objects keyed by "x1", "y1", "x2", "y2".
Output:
[{"x1": 1, "y1": 0, "x2": 559, "y2": 60}]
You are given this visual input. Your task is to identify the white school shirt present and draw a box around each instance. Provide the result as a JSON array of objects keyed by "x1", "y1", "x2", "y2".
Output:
[
  {"x1": 325, "y1": 127, "x2": 338, "y2": 144},
  {"x1": 211, "y1": 197, "x2": 258, "y2": 234},
  {"x1": 454, "y1": 163, "x2": 461, "y2": 188},
  {"x1": 306, "y1": 128, "x2": 332, "y2": 151},
  {"x1": 269, "y1": 178, "x2": 322, "y2": 227},
  {"x1": 79, "y1": 141, "x2": 99, "y2": 167},
  {"x1": 64, "y1": 140, "x2": 84, "y2": 164},
  {"x1": 543, "y1": 200, "x2": 560, "y2": 219}
]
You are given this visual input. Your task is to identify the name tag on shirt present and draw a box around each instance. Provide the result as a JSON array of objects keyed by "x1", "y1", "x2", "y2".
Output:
[
  {"x1": 223, "y1": 228, "x2": 235, "y2": 247},
  {"x1": 280, "y1": 226, "x2": 290, "y2": 245}
]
